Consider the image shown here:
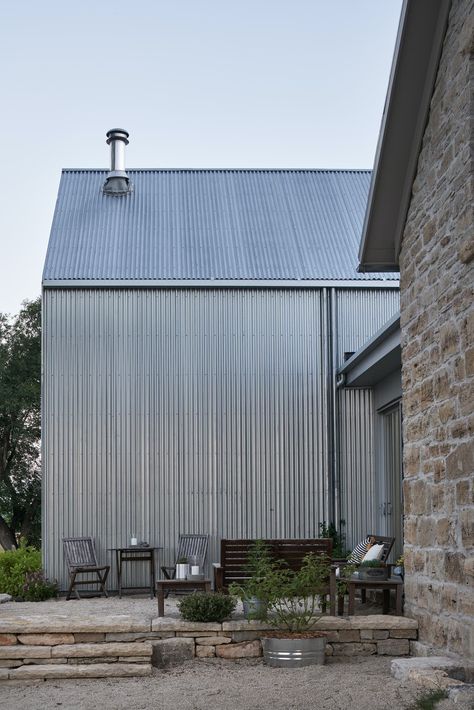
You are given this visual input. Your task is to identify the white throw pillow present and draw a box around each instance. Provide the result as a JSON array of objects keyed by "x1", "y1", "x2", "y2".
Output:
[{"x1": 361, "y1": 543, "x2": 384, "y2": 562}]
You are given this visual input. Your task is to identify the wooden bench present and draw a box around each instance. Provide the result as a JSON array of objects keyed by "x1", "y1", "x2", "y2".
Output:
[{"x1": 213, "y1": 538, "x2": 335, "y2": 615}]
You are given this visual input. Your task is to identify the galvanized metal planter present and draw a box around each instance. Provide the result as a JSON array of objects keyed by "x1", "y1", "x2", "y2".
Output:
[{"x1": 261, "y1": 634, "x2": 326, "y2": 668}]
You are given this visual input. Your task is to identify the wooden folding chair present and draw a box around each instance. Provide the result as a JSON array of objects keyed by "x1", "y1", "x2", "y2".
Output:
[
  {"x1": 161, "y1": 534, "x2": 209, "y2": 580},
  {"x1": 63, "y1": 537, "x2": 110, "y2": 600}
]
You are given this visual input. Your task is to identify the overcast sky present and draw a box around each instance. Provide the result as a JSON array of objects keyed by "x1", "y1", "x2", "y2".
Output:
[{"x1": 1, "y1": 0, "x2": 402, "y2": 316}]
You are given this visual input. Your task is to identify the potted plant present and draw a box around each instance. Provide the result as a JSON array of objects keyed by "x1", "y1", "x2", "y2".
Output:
[
  {"x1": 260, "y1": 552, "x2": 330, "y2": 667},
  {"x1": 175, "y1": 557, "x2": 189, "y2": 580},
  {"x1": 229, "y1": 540, "x2": 279, "y2": 620},
  {"x1": 358, "y1": 559, "x2": 388, "y2": 580},
  {"x1": 393, "y1": 555, "x2": 404, "y2": 579}
]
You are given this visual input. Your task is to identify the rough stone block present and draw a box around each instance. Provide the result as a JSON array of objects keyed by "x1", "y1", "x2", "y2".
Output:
[
  {"x1": 0, "y1": 615, "x2": 150, "y2": 634},
  {"x1": 151, "y1": 638, "x2": 194, "y2": 668},
  {"x1": 360, "y1": 630, "x2": 374, "y2": 640},
  {"x1": 18, "y1": 634, "x2": 75, "y2": 646},
  {"x1": 377, "y1": 639, "x2": 410, "y2": 656},
  {"x1": 221, "y1": 621, "x2": 270, "y2": 632},
  {"x1": 230, "y1": 631, "x2": 262, "y2": 642},
  {"x1": 446, "y1": 441, "x2": 473, "y2": 479},
  {"x1": 349, "y1": 616, "x2": 418, "y2": 630},
  {"x1": 74, "y1": 633, "x2": 105, "y2": 643},
  {"x1": 0, "y1": 594, "x2": 12, "y2": 604},
  {"x1": 390, "y1": 629, "x2": 417, "y2": 639},
  {"x1": 0, "y1": 660, "x2": 22, "y2": 668},
  {"x1": 391, "y1": 656, "x2": 467, "y2": 681},
  {"x1": 23, "y1": 658, "x2": 66, "y2": 665},
  {"x1": 196, "y1": 645, "x2": 215, "y2": 658},
  {"x1": 373, "y1": 630, "x2": 390, "y2": 640},
  {"x1": 8, "y1": 662, "x2": 151, "y2": 679},
  {"x1": 196, "y1": 636, "x2": 231, "y2": 646},
  {"x1": 0, "y1": 645, "x2": 51, "y2": 659},
  {"x1": 216, "y1": 640, "x2": 261, "y2": 659},
  {"x1": 118, "y1": 656, "x2": 148, "y2": 663},
  {"x1": 51, "y1": 642, "x2": 152, "y2": 658},
  {"x1": 0, "y1": 668, "x2": 10, "y2": 680},
  {"x1": 68, "y1": 657, "x2": 118, "y2": 665},
  {"x1": 331, "y1": 643, "x2": 376, "y2": 656},
  {"x1": 0, "y1": 635, "x2": 17, "y2": 646},
  {"x1": 105, "y1": 631, "x2": 175, "y2": 642},
  {"x1": 152, "y1": 619, "x2": 221, "y2": 633},
  {"x1": 337, "y1": 630, "x2": 360, "y2": 643}
]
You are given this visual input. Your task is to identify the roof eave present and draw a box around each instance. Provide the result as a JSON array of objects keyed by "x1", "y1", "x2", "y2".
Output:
[{"x1": 358, "y1": 0, "x2": 451, "y2": 272}]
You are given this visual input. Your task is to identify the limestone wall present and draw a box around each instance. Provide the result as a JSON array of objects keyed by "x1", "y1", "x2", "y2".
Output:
[{"x1": 399, "y1": 0, "x2": 474, "y2": 659}]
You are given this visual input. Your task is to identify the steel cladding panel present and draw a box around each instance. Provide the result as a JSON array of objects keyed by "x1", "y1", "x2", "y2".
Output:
[
  {"x1": 334, "y1": 289, "x2": 400, "y2": 368},
  {"x1": 42, "y1": 288, "x2": 328, "y2": 589},
  {"x1": 337, "y1": 388, "x2": 376, "y2": 550}
]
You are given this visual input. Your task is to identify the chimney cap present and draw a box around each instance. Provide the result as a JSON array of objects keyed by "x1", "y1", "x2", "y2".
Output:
[{"x1": 106, "y1": 128, "x2": 129, "y2": 145}]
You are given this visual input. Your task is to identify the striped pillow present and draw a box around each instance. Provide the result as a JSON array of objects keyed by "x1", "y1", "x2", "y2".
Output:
[{"x1": 348, "y1": 537, "x2": 371, "y2": 564}]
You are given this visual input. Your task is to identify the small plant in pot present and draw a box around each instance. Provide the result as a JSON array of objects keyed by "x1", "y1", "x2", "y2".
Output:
[
  {"x1": 358, "y1": 559, "x2": 388, "y2": 580},
  {"x1": 229, "y1": 540, "x2": 281, "y2": 620},
  {"x1": 260, "y1": 552, "x2": 331, "y2": 667}
]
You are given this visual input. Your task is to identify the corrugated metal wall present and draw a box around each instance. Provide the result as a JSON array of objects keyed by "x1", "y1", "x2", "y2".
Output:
[
  {"x1": 42, "y1": 286, "x2": 399, "y2": 589},
  {"x1": 334, "y1": 289, "x2": 400, "y2": 367},
  {"x1": 337, "y1": 388, "x2": 376, "y2": 550},
  {"x1": 43, "y1": 288, "x2": 330, "y2": 589}
]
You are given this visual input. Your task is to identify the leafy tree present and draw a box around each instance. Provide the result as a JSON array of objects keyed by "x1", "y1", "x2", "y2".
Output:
[{"x1": 0, "y1": 298, "x2": 41, "y2": 549}]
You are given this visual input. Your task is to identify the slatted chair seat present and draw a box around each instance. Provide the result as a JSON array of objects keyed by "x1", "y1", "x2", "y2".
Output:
[
  {"x1": 161, "y1": 534, "x2": 209, "y2": 580},
  {"x1": 63, "y1": 537, "x2": 110, "y2": 600}
]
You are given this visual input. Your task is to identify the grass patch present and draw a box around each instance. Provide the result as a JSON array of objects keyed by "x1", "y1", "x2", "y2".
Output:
[{"x1": 407, "y1": 688, "x2": 449, "y2": 710}]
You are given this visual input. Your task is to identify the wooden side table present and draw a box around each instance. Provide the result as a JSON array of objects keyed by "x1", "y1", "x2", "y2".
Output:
[
  {"x1": 156, "y1": 579, "x2": 211, "y2": 616},
  {"x1": 347, "y1": 576, "x2": 403, "y2": 615},
  {"x1": 109, "y1": 547, "x2": 161, "y2": 599}
]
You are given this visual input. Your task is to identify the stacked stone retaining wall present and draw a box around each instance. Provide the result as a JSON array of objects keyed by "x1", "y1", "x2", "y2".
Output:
[{"x1": 0, "y1": 614, "x2": 417, "y2": 679}]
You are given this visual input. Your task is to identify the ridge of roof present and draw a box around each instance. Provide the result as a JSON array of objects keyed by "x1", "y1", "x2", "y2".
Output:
[{"x1": 61, "y1": 167, "x2": 372, "y2": 174}]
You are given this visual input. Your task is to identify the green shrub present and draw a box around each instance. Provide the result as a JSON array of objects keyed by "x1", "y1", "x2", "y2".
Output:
[
  {"x1": 0, "y1": 544, "x2": 53, "y2": 598},
  {"x1": 178, "y1": 592, "x2": 236, "y2": 623},
  {"x1": 22, "y1": 571, "x2": 57, "y2": 601}
]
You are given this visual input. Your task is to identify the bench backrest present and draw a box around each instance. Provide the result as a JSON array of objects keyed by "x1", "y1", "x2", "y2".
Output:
[
  {"x1": 218, "y1": 538, "x2": 333, "y2": 590},
  {"x1": 367, "y1": 534, "x2": 395, "y2": 563},
  {"x1": 63, "y1": 537, "x2": 99, "y2": 570}
]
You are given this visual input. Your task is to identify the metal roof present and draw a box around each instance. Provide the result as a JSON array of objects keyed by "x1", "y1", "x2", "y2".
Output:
[{"x1": 43, "y1": 169, "x2": 399, "y2": 283}]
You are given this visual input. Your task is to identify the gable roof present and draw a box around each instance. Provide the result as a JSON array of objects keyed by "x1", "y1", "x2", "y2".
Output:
[
  {"x1": 358, "y1": 0, "x2": 451, "y2": 271},
  {"x1": 43, "y1": 169, "x2": 398, "y2": 284}
]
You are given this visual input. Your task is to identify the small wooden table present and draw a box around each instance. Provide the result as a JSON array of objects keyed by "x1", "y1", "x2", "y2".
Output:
[
  {"x1": 156, "y1": 579, "x2": 211, "y2": 617},
  {"x1": 347, "y1": 576, "x2": 403, "y2": 615},
  {"x1": 109, "y1": 547, "x2": 161, "y2": 599}
]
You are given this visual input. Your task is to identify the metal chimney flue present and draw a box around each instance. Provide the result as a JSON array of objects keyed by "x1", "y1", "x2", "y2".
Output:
[{"x1": 104, "y1": 128, "x2": 131, "y2": 195}]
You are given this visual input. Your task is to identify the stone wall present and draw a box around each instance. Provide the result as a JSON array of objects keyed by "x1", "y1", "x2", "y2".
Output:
[
  {"x1": 399, "y1": 0, "x2": 474, "y2": 659},
  {"x1": 0, "y1": 614, "x2": 417, "y2": 680}
]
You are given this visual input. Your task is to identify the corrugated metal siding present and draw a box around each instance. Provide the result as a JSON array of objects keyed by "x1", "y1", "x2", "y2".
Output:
[
  {"x1": 334, "y1": 289, "x2": 400, "y2": 368},
  {"x1": 42, "y1": 170, "x2": 398, "y2": 283},
  {"x1": 43, "y1": 288, "x2": 330, "y2": 589},
  {"x1": 337, "y1": 388, "x2": 376, "y2": 550}
]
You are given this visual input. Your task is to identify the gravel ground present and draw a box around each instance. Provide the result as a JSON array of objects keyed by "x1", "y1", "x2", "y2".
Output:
[
  {"x1": 0, "y1": 596, "x2": 465, "y2": 709},
  {"x1": 0, "y1": 656, "x2": 426, "y2": 710}
]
